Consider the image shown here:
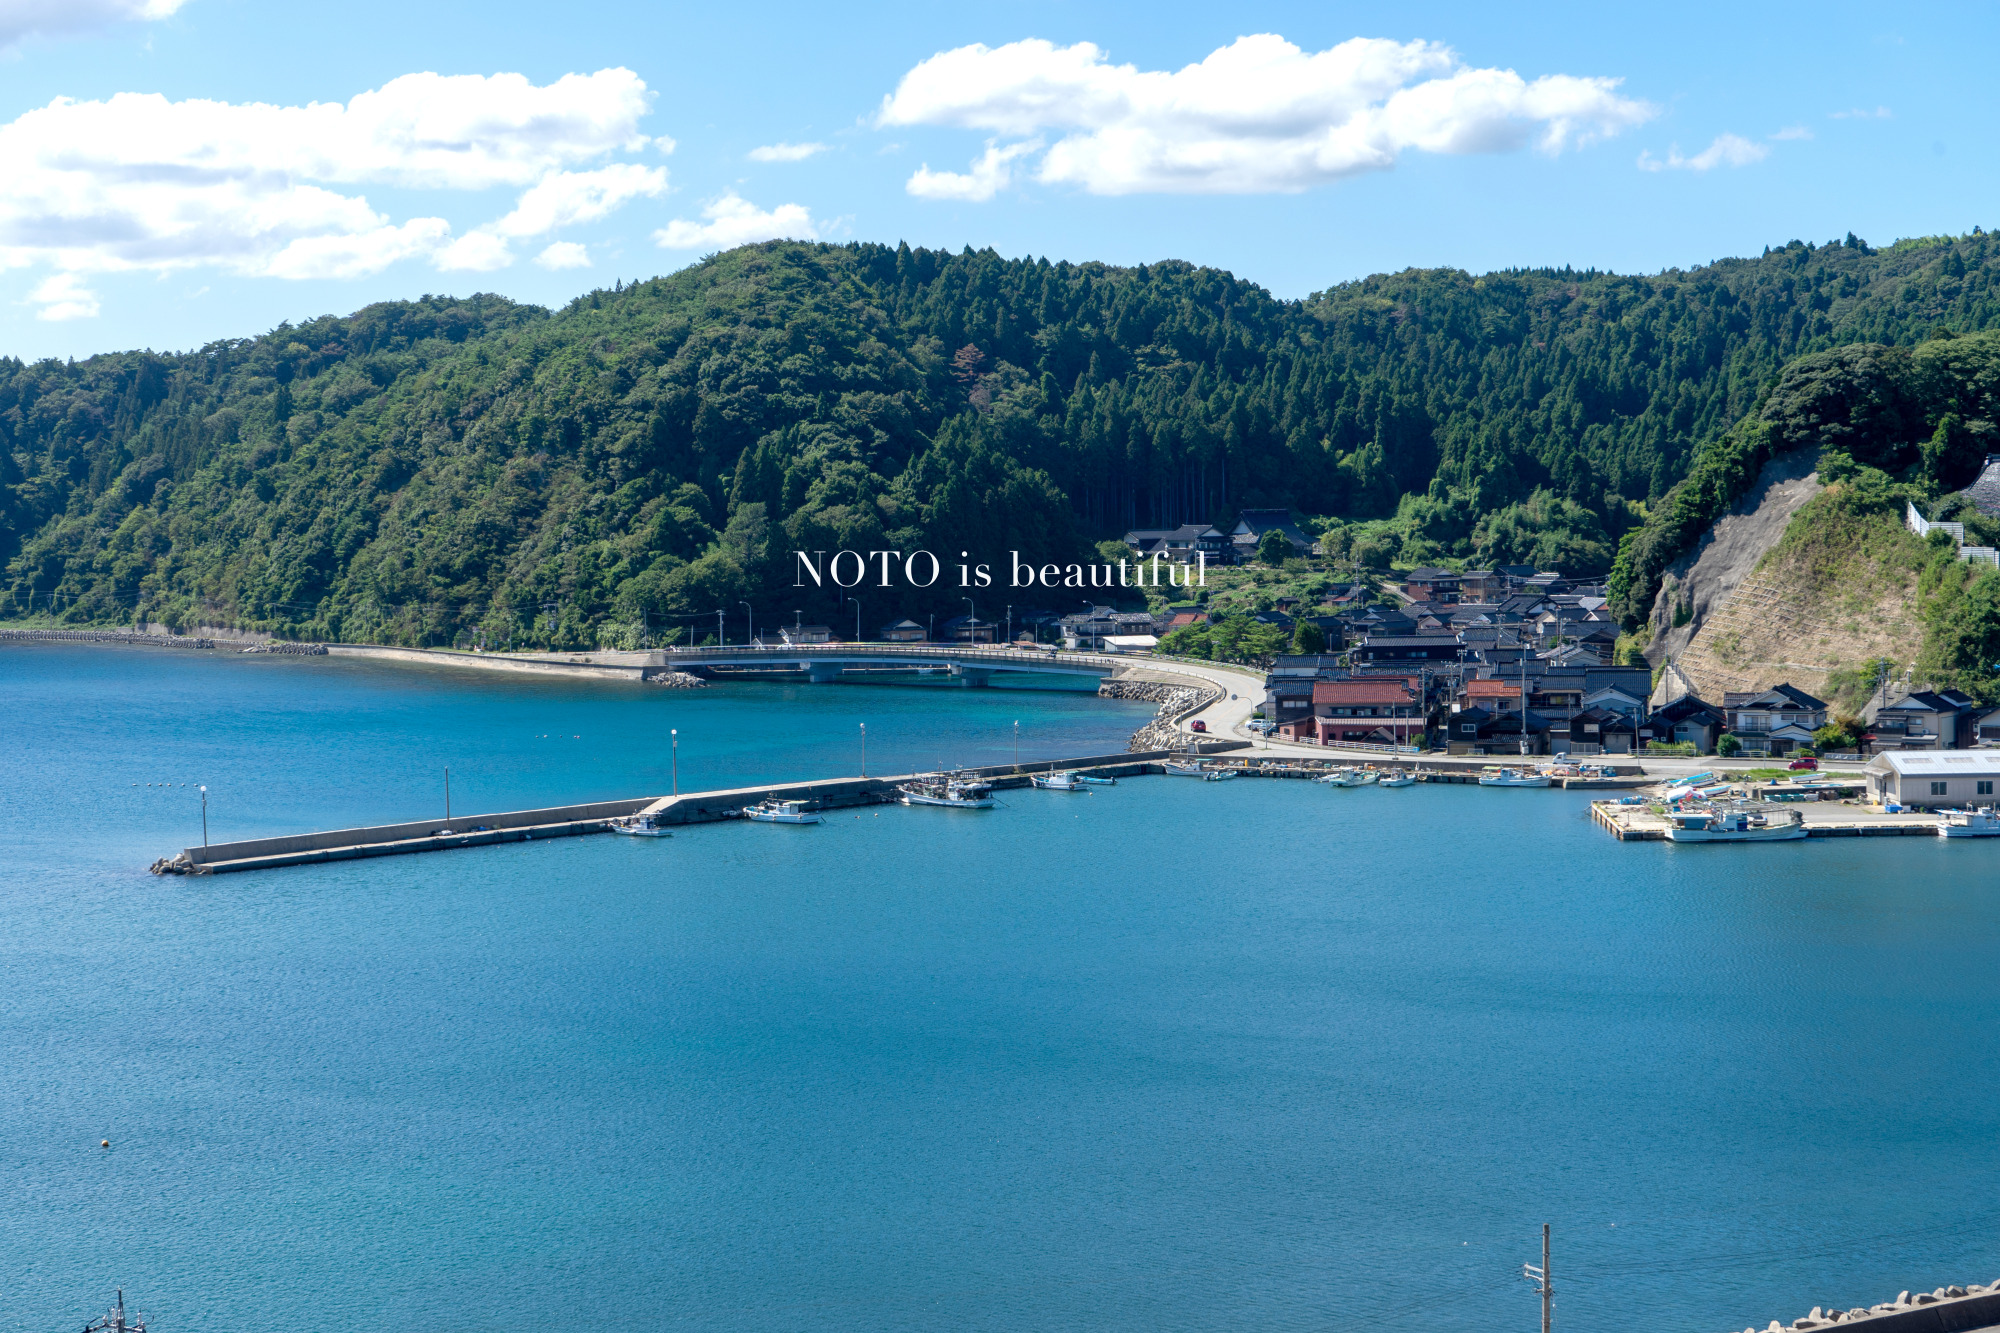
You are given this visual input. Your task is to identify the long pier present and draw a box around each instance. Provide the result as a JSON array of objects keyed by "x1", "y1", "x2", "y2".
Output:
[
  {"x1": 152, "y1": 747, "x2": 1232, "y2": 875},
  {"x1": 1591, "y1": 800, "x2": 1942, "y2": 840}
]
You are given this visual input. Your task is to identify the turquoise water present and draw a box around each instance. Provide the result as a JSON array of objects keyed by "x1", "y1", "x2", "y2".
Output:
[{"x1": 6, "y1": 645, "x2": 2000, "y2": 1332}]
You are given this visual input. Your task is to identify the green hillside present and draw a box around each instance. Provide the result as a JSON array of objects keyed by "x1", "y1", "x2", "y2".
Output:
[{"x1": 4, "y1": 230, "x2": 2000, "y2": 647}]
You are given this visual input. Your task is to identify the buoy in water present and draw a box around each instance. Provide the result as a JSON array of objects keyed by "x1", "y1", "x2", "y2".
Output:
[{"x1": 101, "y1": 1140, "x2": 109, "y2": 1148}]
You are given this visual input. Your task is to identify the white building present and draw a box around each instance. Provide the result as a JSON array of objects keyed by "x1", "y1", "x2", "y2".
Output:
[{"x1": 1863, "y1": 750, "x2": 2000, "y2": 808}]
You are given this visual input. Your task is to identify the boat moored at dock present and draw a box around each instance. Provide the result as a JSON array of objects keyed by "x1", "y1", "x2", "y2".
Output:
[
  {"x1": 1478, "y1": 767, "x2": 1551, "y2": 788},
  {"x1": 1665, "y1": 802, "x2": 1806, "y2": 842},
  {"x1": 1074, "y1": 773, "x2": 1117, "y2": 786},
  {"x1": 897, "y1": 773, "x2": 997, "y2": 809},
  {"x1": 609, "y1": 812, "x2": 673, "y2": 837},
  {"x1": 1031, "y1": 771, "x2": 1085, "y2": 791},
  {"x1": 743, "y1": 799, "x2": 821, "y2": 824},
  {"x1": 1163, "y1": 760, "x2": 1210, "y2": 777},
  {"x1": 1938, "y1": 805, "x2": 2000, "y2": 837}
]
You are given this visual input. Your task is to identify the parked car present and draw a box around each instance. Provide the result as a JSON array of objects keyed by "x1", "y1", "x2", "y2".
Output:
[
  {"x1": 1190, "y1": 720, "x2": 1208, "y2": 733},
  {"x1": 1246, "y1": 720, "x2": 1276, "y2": 735},
  {"x1": 1788, "y1": 756, "x2": 1818, "y2": 771}
]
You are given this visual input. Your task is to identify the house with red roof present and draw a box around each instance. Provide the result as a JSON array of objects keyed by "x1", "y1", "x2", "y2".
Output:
[{"x1": 1279, "y1": 678, "x2": 1424, "y2": 746}]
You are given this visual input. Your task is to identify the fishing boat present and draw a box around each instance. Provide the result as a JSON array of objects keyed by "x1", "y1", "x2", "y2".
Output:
[
  {"x1": 1938, "y1": 805, "x2": 2000, "y2": 838},
  {"x1": 608, "y1": 811, "x2": 672, "y2": 836},
  {"x1": 1478, "y1": 767, "x2": 1551, "y2": 788},
  {"x1": 1314, "y1": 766, "x2": 1372, "y2": 786},
  {"x1": 1074, "y1": 773, "x2": 1117, "y2": 786},
  {"x1": 897, "y1": 773, "x2": 996, "y2": 809},
  {"x1": 1164, "y1": 760, "x2": 1210, "y2": 777},
  {"x1": 1665, "y1": 802, "x2": 1806, "y2": 842},
  {"x1": 1202, "y1": 767, "x2": 1240, "y2": 782},
  {"x1": 1377, "y1": 772, "x2": 1416, "y2": 788},
  {"x1": 85, "y1": 1291, "x2": 145, "y2": 1333},
  {"x1": 743, "y1": 798, "x2": 821, "y2": 824},
  {"x1": 1031, "y1": 771, "x2": 1085, "y2": 791}
]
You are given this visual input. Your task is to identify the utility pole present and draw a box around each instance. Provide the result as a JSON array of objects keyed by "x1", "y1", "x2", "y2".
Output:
[
  {"x1": 671, "y1": 729, "x2": 679, "y2": 795},
  {"x1": 1522, "y1": 1223, "x2": 1552, "y2": 1333},
  {"x1": 199, "y1": 785, "x2": 208, "y2": 847},
  {"x1": 859, "y1": 722, "x2": 867, "y2": 777},
  {"x1": 741, "y1": 601, "x2": 754, "y2": 649}
]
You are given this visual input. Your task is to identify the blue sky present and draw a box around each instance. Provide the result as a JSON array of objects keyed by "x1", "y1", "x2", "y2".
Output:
[{"x1": 1, "y1": 0, "x2": 1992, "y2": 360}]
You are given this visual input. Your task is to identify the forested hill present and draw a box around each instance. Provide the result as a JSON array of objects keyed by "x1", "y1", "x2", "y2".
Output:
[{"x1": 4, "y1": 230, "x2": 2000, "y2": 647}]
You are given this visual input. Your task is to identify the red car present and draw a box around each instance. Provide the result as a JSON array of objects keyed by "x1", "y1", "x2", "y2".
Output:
[
  {"x1": 1788, "y1": 756, "x2": 1818, "y2": 771},
  {"x1": 1189, "y1": 720, "x2": 1208, "y2": 733}
]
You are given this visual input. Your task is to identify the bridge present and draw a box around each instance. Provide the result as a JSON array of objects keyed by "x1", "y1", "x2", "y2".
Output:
[{"x1": 649, "y1": 641, "x2": 1121, "y2": 687}]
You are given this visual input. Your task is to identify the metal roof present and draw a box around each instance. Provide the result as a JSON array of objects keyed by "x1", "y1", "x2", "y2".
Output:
[{"x1": 1866, "y1": 750, "x2": 2000, "y2": 775}]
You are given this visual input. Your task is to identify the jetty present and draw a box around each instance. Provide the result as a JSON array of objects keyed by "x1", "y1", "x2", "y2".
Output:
[
  {"x1": 1592, "y1": 800, "x2": 1941, "y2": 840},
  {"x1": 150, "y1": 746, "x2": 1242, "y2": 875}
]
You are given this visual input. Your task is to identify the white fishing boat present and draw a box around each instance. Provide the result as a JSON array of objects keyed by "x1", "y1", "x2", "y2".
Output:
[
  {"x1": 1938, "y1": 805, "x2": 2000, "y2": 838},
  {"x1": 1074, "y1": 773, "x2": 1117, "y2": 786},
  {"x1": 1666, "y1": 803, "x2": 1806, "y2": 842},
  {"x1": 743, "y1": 798, "x2": 821, "y2": 824},
  {"x1": 1377, "y1": 772, "x2": 1416, "y2": 788},
  {"x1": 1202, "y1": 767, "x2": 1240, "y2": 782},
  {"x1": 1479, "y1": 767, "x2": 1551, "y2": 788},
  {"x1": 608, "y1": 811, "x2": 672, "y2": 837},
  {"x1": 897, "y1": 774, "x2": 996, "y2": 809},
  {"x1": 1031, "y1": 771, "x2": 1085, "y2": 791},
  {"x1": 1314, "y1": 766, "x2": 1368, "y2": 786},
  {"x1": 1164, "y1": 760, "x2": 1210, "y2": 777}
]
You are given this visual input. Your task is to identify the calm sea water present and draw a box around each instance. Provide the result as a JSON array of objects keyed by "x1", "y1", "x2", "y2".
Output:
[{"x1": 5, "y1": 644, "x2": 2000, "y2": 1333}]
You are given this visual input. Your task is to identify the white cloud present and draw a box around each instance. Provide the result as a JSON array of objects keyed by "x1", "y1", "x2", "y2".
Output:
[
  {"x1": 491, "y1": 163, "x2": 667, "y2": 236},
  {"x1": 535, "y1": 241, "x2": 591, "y2": 269},
  {"x1": 748, "y1": 141, "x2": 828, "y2": 162},
  {"x1": 1831, "y1": 106, "x2": 1893, "y2": 119},
  {"x1": 29, "y1": 271, "x2": 99, "y2": 321},
  {"x1": 433, "y1": 229, "x2": 515, "y2": 273},
  {"x1": 1770, "y1": 125, "x2": 1813, "y2": 141},
  {"x1": 653, "y1": 192, "x2": 818, "y2": 249},
  {"x1": 1636, "y1": 132, "x2": 1768, "y2": 172},
  {"x1": 878, "y1": 34, "x2": 1654, "y2": 196},
  {"x1": 907, "y1": 139, "x2": 1041, "y2": 201},
  {"x1": 0, "y1": 0, "x2": 188, "y2": 51},
  {"x1": 0, "y1": 68, "x2": 663, "y2": 312}
]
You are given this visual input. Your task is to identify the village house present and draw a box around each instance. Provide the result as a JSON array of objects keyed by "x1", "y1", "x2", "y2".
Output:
[
  {"x1": 1401, "y1": 567, "x2": 1463, "y2": 603},
  {"x1": 1228, "y1": 509, "x2": 1315, "y2": 562},
  {"x1": 1121, "y1": 523, "x2": 1229, "y2": 565},
  {"x1": 936, "y1": 614, "x2": 997, "y2": 644},
  {"x1": 777, "y1": 624, "x2": 832, "y2": 645},
  {"x1": 1976, "y1": 704, "x2": 2000, "y2": 745},
  {"x1": 1353, "y1": 633, "x2": 1468, "y2": 665},
  {"x1": 1458, "y1": 569, "x2": 1507, "y2": 600},
  {"x1": 1566, "y1": 706, "x2": 1638, "y2": 755},
  {"x1": 1721, "y1": 684, "x2": 1828, "y2": 756},
  {"x1": 1870, "y1": 690, "x2": 1973, "y2": 750},
  {"x1": 878, "y1": 618, "x2": 926, "y2": 642},
  {"x1": 1864, "y1": 750, "x2": 2000, "y2": 808},
  {"x1": 1639, "y1": 695, "x2": 1727, "y2": 753},
  {"x1": 1286, "y1": 678, "x2": 1425, "y2": 747}
]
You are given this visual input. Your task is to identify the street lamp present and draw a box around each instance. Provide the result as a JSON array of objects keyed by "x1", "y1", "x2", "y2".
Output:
[
  {"x1": 860, "y1": 722, "x2": 867, "y2": 777},
  {"x1": 1013, "y1": 719, "x2": 1019, "y2": 769},
  {"x1": 1005, "y1": 605, "x2": 1012, "y2": 646},
  {"x1": 671, "y1": 729, "x2": 678, "y2": 795},
  {"x1": 198, "y1": 784, "x2": 208, "y2": 846},
  {"x1": 964, "y1": 596, "x2": 976, "y2": 647},
  {"x1": 741, "y1": 601, "x2": 753, "y2": 649},
  {"x1": 853, "y1": 599, "x2": 863, "y2": 642}
]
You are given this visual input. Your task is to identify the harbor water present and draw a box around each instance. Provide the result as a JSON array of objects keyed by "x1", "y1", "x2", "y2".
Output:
[{"x1": 5, "y1": 644, "x2": 2000, "y2": 1332}]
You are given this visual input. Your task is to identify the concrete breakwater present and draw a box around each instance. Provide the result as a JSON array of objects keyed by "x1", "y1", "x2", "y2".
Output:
[
  {"x1": 1, "y1": 628, "x2": 215, "y2": 649},
  {"x1": 1725, "y1": 1278, "x2": 2000, "y2": 1330},
  {"x1": 1100, "y1": 677, "x2": 1223, "y2": 752},
  {"x1": 149, "y1": 747, "x2": 1232, "y2": 876}
]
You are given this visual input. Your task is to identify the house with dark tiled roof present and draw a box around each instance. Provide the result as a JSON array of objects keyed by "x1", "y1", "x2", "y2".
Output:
[
  {"x1": 1639, "y1": 695, "x2": 1727, "y2": 753},
  {"x1": 1122, "y1": 523, "x2": 1228, "y2": 564},
  {"x1": 1958, "y1": 454, "x2": 2000, "y2": 519},
  {"x1": 1401, "y1": 567, "x2": 1463, "y2": 603},
  {"x1": 1871, "y1": 690, "x2": 1974, "y2": 751},
  {"x1": 1720, "y1": 684, "x2": 1828, "y2": 755},
  {"x1": 1228, "y1": 509, "x2": 1314, "y2": 561},
  {"x1": 1567, "y1": 706, "x2": 1637, "y2": 755}
]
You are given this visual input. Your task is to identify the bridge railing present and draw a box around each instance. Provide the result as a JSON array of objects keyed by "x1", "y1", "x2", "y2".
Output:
[{"x1": 659, "y1": 642, "x2": 1119, "y2": 670}]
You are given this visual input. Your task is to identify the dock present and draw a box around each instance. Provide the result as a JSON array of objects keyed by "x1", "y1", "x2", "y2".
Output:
[
  {"x1": 1591, "y1": 800, "x2": 1942, "y2": 841},
  {"x1": 151, "y1": 747, "x2": 1218, "y2": 875}
]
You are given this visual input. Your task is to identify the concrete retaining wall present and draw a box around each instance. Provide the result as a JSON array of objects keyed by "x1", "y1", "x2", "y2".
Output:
[{"x1": 183, "y1": 796, "x2": 657, "y2": 872}]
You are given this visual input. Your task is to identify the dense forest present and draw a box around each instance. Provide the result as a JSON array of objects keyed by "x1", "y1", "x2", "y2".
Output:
[{"x1": 5, "y1": 228, "x2": 2000, "y2": 647}]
